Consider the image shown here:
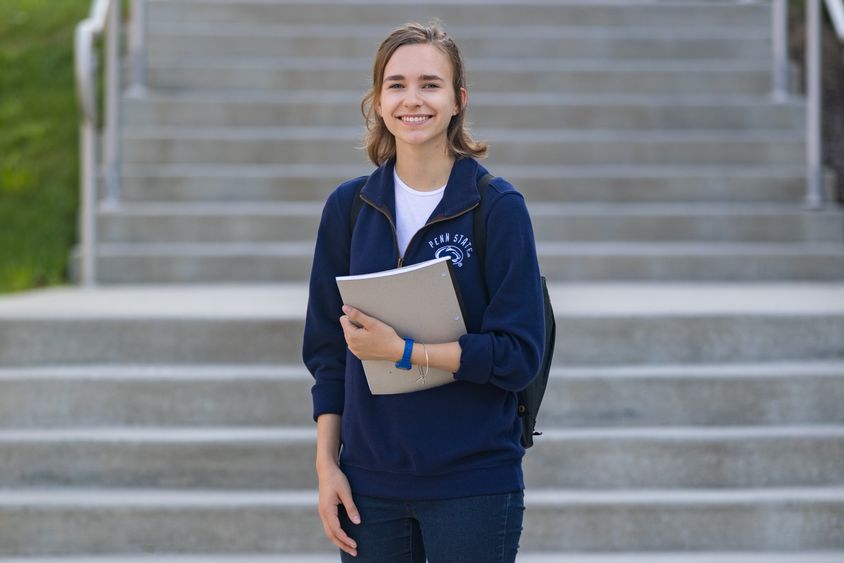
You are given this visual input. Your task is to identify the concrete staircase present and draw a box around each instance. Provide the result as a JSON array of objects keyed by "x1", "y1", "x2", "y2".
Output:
[
  {"x1": 1, "y1": 284, "x2": 843, "y2": 560},
  {"x1": 74, "y1": 0, "x2": 844, "y2": 283},
  {"x1": 3, "y1": 0, "x2": 839, "y2": 560}
]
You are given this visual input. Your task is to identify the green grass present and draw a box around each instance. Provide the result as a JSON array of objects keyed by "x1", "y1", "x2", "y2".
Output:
[{"x1": 0, "y1": 0, "x2": 90, "y2": 293}]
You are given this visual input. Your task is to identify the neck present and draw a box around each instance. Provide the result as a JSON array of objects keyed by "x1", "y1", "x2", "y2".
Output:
[{"x1": 394, "y1": 141, "x2": 455, "y2": 192}]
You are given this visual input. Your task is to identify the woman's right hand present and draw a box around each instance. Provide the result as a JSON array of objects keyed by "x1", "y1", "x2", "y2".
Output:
[{"x1": 317, "y1": 462, "x2": 361, "y2": 557}]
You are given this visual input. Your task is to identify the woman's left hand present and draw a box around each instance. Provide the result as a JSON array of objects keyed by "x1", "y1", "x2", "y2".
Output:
[{"x1": 339, "y1": 305, "x2": 403, "y2": 362}]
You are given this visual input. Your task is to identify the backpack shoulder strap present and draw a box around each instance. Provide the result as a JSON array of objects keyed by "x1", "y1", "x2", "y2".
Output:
[
  {"x1": 348, "y1": 176, "x2": 368, "y2": 238},
  {"x1": 473, "y1": 172, "x2": 495, "y2": 281}
]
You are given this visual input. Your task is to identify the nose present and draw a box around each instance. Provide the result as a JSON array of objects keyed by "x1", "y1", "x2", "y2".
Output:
[{"x1": 403, "y1": 85, "x2": 422, "y2": 107}]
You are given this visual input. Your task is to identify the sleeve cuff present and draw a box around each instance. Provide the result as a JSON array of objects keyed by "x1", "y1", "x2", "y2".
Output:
[
  {"x1": 454, "y1": 332, "x2": 493, "y2": 385},
  {"x1": 311, "y1": 380, "x2": 345, "y2": 422}
]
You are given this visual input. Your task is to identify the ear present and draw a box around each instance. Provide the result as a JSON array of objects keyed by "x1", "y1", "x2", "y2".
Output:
[
  {"x1": 455, "y1": 87, "x2": 468, "y2": 115},
  {"x1": 374, "y1": 95, "x2": 382, "y2": 118}
]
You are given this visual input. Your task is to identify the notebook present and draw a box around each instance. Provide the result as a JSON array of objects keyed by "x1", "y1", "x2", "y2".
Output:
[{"x1": 336, "y1": 256, "x2": 468, "y2": 394}]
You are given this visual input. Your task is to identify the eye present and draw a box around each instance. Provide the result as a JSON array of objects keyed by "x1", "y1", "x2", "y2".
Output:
[
  {"x1": 387, "y1": 83, "x2": 403, "y2": 89},
  {"x1": 423, "y1": 83, "x2": 440, "y2": 89}
]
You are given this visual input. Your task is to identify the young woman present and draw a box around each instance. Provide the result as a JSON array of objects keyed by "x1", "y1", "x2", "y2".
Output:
[{"x1": 302, "y1": 21, "x2": 546, "y2": 562}]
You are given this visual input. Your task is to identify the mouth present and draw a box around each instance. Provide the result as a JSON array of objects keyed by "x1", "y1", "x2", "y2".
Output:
[{"x1": 397, "y1": 115, "x2": 433, "y2": 125}]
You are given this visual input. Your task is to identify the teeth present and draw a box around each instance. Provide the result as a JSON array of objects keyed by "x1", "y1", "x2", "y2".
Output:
[{"x1": 401, "y1": 116, "x2": 429, "y2": 123}]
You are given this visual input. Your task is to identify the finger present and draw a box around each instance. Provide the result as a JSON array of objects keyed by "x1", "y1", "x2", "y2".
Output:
[
  {"x1": 342, "y1": 305, "x2": 368, "y2": 328},
  {"x1": 339, "y1": 314, "x2": 362, "y2": 331},
  {"x1": 327, "y1": 525, "x2": 357, "y2": 557},
  {"x1": 321, "y1": 504, "x2": 358, "y2": 555},
  {"x1": 338, "y1": 487, "x2": 362, "y2": 525},
  {"x1": 338, "y1": 316, "x2": 359, "y2": 342},
  {"x1": 328, "y1": 508, "x2": 359, "y2": 552}
]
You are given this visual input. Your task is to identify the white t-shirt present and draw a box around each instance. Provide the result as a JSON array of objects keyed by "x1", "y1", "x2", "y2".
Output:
[{"x1": 394, "y1": 168, "x2": 446, "y2": 257}]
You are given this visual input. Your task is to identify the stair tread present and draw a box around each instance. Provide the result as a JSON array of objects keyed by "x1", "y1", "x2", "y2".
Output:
[
  {"x1": 143, "y1": 56, "x2": 772, "y2": 71},
  {"x1": 3, "y1": 360, "x2": 844, "y2": 379},
  {"x1": 89, "y1": 241, "x2": 844, "y2": 250},
  {"x1": 99, "y1": 201, "x2": 843, "y2": 217},
  {"x1": 128, "y1": 90, "x2": 797, "y2": 106},
  {"x1": 0, "y1": 487, "x2": 842, "y2": 506},
  {"x1": 0, "y1": 364, "x2": 306, "y2": 379},
  {"x1": 4, "y1": 283, "x2": 844, "y2": 318},
  {"x1": 123, "y1": 126, "x2": 805, "y2": 141},
  {"x1": 2, "y1": 553, "x2": 843, "y2": 563},
  {"x1": 539, "y1": 242, "x2": 844, "y2": 253},
  {"x1": 145, "y1": 21, "x2": 771, "y2": 38},
  {"x1": 4, "y1": 553, "x2": 843, "y2": 562},
  {"x1": 120, "y1": 162, "x2": 813, "y2": 177},
  {"x1": 0, "y1": 425, "x2": 841, "y2": 442}
]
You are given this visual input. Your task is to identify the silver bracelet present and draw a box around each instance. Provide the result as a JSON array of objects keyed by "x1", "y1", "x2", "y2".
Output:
[{"x1": 416, "y1": 344, "x2": 429, "y2": 383}]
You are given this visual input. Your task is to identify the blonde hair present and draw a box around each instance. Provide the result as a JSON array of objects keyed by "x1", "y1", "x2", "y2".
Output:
[{"x1": 360, "y1": 21, "x2": 487, "y2": 166}]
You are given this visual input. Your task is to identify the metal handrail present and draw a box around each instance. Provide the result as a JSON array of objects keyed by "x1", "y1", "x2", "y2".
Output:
[
  {"x1": 75, "y1": 0, "x2": 115, "y2": 286},
  {"x1": 807, "y1": 0, "x2": 823, "y2": 209},
  {"x1": 805, "y1": 0, "x2": 844, "y2": 209},
  {"x1": 772, "y1": 0, "x2": 789, "y2": 100},
  {"x1": 75, "y1": 0, "x2": 145, "y2": 286},
  {"x1": 129, "y1": 0, "x2": 147, "y2": 94},
  {"x1": 825, "y1": 0, "x2": 844, "y2": 39},
  {"x1": 777, "y1": 0, "x2": 843, "y2": 209}
]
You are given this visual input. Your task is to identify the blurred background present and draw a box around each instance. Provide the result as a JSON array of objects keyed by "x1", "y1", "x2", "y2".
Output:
[
  {"x1": 0, "y1": 1, "x2": 843, "y2": 561},
  {"x1": 0, "y1": 0, "x2": 843, "y2": 292}
]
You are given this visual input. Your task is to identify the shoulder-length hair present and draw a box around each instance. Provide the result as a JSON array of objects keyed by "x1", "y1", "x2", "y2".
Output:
[{"x1": 360, "y1": 21, "x2": 488, "y2": 166}]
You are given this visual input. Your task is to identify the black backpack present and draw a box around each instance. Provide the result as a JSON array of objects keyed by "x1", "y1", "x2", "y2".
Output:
[
  {"x1": 474, "y1": 173, "x2": 555, "y2": 449},
  {"x1": 349, "y1": 173, "x2": 556, "y2": 449}
]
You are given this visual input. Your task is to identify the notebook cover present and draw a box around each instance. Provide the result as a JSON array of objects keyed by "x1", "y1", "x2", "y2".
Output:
[{"x1": 336, "y1": 256, "x2": 467, "y2": 395}]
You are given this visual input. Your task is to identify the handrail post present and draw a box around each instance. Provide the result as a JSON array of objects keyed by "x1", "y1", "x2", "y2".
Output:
[
  {"x1": 103, "y1": 0, "x2": 121, "y2": 205},
  {"x1": 806, "y1": 0, "x2": 824, "y2": 209},
  {"x1": 772, "y1": 0, "x2": 789, "y2": 100},
  {"x1": 75, "y1": 21, "x2": 98, "y2": 287},
  {"x1": 80, "y1": 119, "x2": 99, "y2": 287},
  {"x1": 129, "y1": 0, "x2": 147, "y2": 93}
]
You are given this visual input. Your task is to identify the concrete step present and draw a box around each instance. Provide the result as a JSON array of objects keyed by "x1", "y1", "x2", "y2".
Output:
[
  {"x1": 70, "y1": 241, "x2": 844, "y2": 283},
  {"x1": 144, "y1": 24, "x2": 772, "y2": 61},
  {"x1": 526, "y1": 426, "x2": 844, "y2": 489},
  {"x1": 1, "y1": 426, "x2": 842, "y2": 490},
  {"x1": 1, "y1": 361, "x2": 842, "y2": 428},
  {"x1": 0, "y1": 365, "x2": 313, "y2": 428},
  {"x1": 120, "y1": 164, "x2": 833, "y2": 204},
  {"x1": 5, "y1": 552, "x2": 844, "y2": 563},
  {"x1": 543, "y1": 362, "x2": 844, "y2": 428},
  {"x1": 123, "y1": 92, "x2": 806, "y2": 130},
  {"x1": 0, "y1": 487, "x2": 840, "y2": 554},
  {"x1": 534, "y1": 242, "x2": 844, "y2": 281},
  {"x1": 1, "y1": 284, "x2": 843, "y2": 366},
  {"x1": 120, "y1": 128, "x2": 805, "y2": 166},
  {"x1": 145, "y1": 1, "x2": 771, "y2": 29},
  {"x1": 529, "y1": 204, "x2": 844, "y2": 243},
  {"x1": 97, "y1": 202, "x2": 844, "y2": 244},
  {"x1": 142, "y1": 59, "x2": 775, "y2": 95}
]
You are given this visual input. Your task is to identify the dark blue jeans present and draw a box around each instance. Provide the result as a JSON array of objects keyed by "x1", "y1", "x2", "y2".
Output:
[{"x1": 338, "y1": 489, "x2": 525, "y2": 563}]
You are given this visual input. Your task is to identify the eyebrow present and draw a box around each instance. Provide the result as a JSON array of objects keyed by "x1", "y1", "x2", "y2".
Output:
[{"x1": 384, "y1": 74, "x2": 445, "y2": 82}]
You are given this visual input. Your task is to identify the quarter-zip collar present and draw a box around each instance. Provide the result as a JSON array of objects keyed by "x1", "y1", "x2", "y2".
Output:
[{"x1": 359, "y1": 156, "x2": 483, "y2": 223}]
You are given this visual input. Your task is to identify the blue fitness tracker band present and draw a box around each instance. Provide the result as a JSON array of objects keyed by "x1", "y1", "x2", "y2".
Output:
[{"x1": 396, "y1": 338, "x2": 414, "y2": 370}]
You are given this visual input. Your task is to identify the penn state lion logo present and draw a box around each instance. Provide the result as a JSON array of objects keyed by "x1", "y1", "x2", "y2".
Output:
[
  {"x1": 435, "y1": 245, "x2": 465, "y2": 268},
  {"x1": 427, "y1": 233, "x2": 473, "y2": 268}
]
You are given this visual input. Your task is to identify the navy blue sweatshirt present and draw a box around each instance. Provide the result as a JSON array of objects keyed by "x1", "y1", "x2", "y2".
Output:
[{"x1": 302, "y1": 156, "x2": 545, "y2": 500}]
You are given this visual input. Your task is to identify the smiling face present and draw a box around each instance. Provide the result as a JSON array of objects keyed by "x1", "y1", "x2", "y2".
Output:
[{"x1": 375, "y1": 43, "x2": 467, "y2": 157}]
